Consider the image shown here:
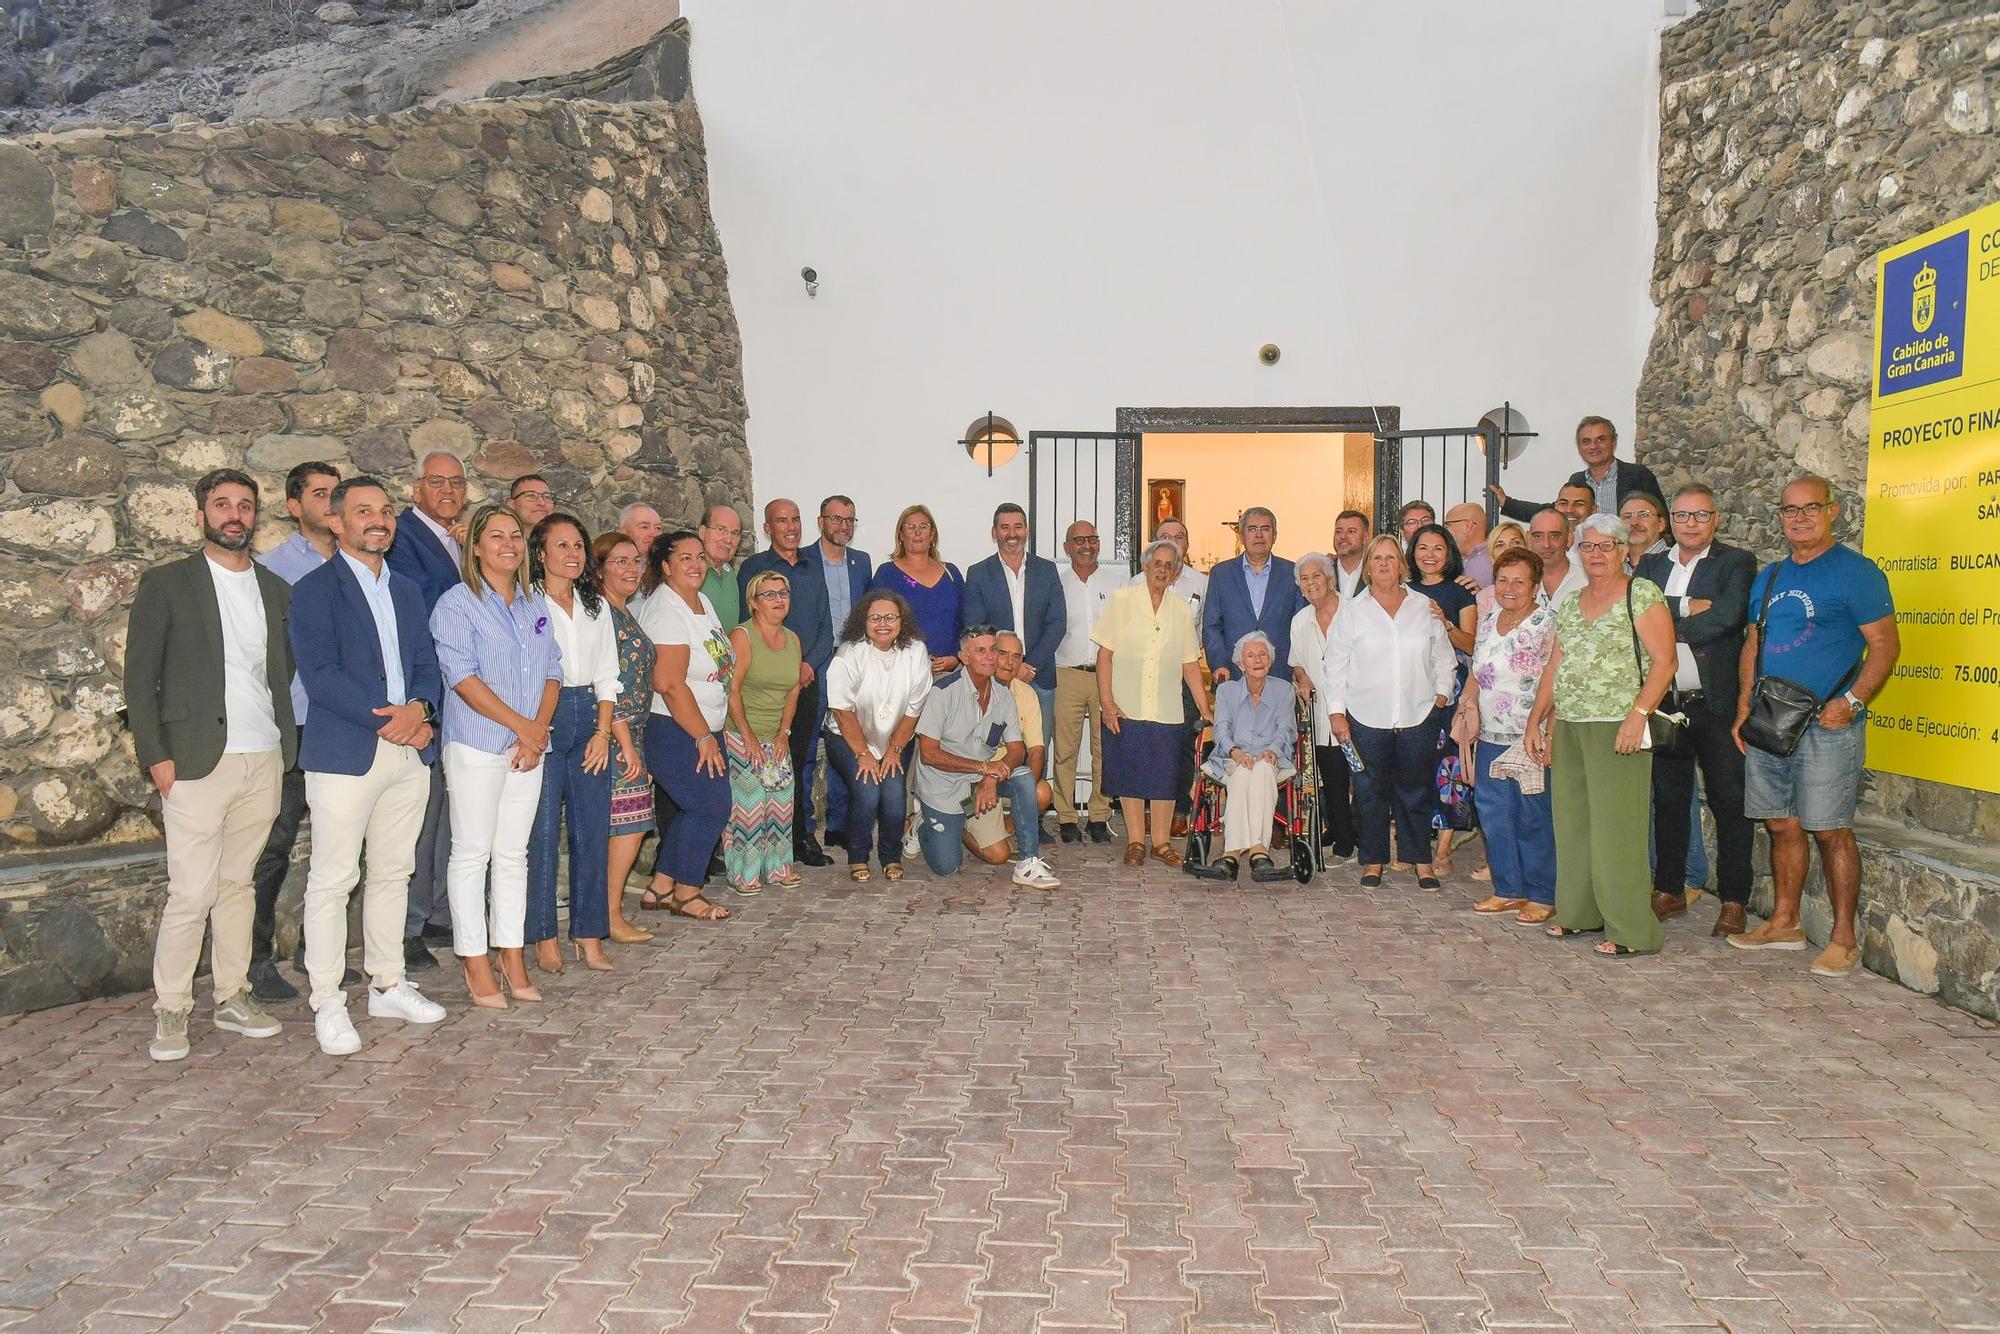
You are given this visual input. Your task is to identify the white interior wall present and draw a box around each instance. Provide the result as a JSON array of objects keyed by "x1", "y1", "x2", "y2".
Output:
[{"x1": 682, "y1": 0, "x2": 1673, "y2": 561}]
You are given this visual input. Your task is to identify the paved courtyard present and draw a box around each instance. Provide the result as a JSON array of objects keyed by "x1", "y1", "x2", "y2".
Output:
[{"x1": 2, "y1": 841, "x2": 1998, "y2": 1333}]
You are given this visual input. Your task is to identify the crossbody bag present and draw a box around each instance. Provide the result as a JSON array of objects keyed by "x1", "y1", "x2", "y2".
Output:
[
  {"x1": 1737, "y1": 569, "x2": 1862, "y2": 758},
  {"x1": 1626, "y1": 582, "x2": 1687, "y2": 754}
]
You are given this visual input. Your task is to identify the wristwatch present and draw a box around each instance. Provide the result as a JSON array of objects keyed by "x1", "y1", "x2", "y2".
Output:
[
  {"x1": 417, "y1": 699, "x2": 437, "y2": 726},
  {"x1": 1842, "y1": 690, "x2": 1864, "y2": 711}
]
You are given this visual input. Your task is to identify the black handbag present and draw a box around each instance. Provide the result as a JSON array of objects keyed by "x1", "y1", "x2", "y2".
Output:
[
  {"x1": 1627, "y1": 582, "x2": 1687, "y2": 754},
  {"x1": 1738, "y1": 571, "x2": 1860, "y2": 758}
]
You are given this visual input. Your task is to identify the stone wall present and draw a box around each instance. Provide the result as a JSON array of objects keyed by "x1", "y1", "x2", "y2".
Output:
[
  {"x1": 0, "y1": 94, "x2": 749, "y2": 854},
  {"x1": 1639, "y1": 0, "x2": 2000, "y2": 1017}
]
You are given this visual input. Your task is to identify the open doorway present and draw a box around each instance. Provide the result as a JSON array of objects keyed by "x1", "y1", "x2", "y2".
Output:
[
  {"x1": 1138, "y1": 431, "x2": 1375, "y2": 571},
  {"x1": 1117, "y1": 406, "x2": 1399, "y2": 571}
]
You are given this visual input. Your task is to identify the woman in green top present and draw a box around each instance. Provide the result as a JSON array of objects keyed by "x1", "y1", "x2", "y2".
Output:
[
  {"x1": 724, "y1": 570, "x2": 805, "y2": 892},
  {"x1": 1525, "y1": 512, "x2": 1679, "y2": 956}
]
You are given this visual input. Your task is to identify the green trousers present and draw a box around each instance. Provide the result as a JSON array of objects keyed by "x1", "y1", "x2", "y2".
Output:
[{"x1": 1551, "y1": 721, "x2": 1662, "y2": 953}]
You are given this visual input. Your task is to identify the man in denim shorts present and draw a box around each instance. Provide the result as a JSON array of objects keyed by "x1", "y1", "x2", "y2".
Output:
[{"x1": 1728, "y1": 475, "x2": 1898, "y2": 979}]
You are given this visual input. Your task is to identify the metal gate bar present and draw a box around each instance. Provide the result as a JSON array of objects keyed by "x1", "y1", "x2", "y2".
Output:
[{"x1": 1027, "y1": 431, "x2": 1140, "y2": 568}]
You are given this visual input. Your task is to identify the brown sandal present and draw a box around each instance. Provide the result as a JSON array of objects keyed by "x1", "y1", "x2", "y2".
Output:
[
  {"x1": 1122, "y1": 844, "x2": 1146, "y2": 866},
  {"x1": 667, "y1": 893, "x2": 732, "y2": 921},
  {"x1": 1150, "y1": 843, "x2": 1183, "y2": 868}
]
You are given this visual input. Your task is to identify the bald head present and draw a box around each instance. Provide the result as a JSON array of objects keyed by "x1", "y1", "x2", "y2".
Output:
[
  {"x1": 1443, "y1": 502, "x2": 1487, "y2": 555},
  {"x1": 763, "y1": 498, "x2": 803, "y2": 556}
]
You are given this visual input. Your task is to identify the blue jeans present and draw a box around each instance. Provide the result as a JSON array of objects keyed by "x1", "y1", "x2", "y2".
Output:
[
  {"x1": 1348, "y1": 710, "x2": 1445, "y2": 865},
  {"x1": 917, "y1": 770, "x2": 1041, "y2": 875},
  {"x1": 822, "y1": 730, "x2": 913, "y2": 867},
  {"x1": 645, "y1": 713, "x2": 730, "y2": 885},
  {"x1": 1472, "y1": 740, "x2": 1556, "y2": 905},
  {"x1": 526, "y1": 686, "x2": 612, "y2": 942}
]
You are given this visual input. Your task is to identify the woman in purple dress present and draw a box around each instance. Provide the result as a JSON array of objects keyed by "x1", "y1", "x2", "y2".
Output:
[{"x1": 868, "y1": 504, "x2": 965, "y2": 676}]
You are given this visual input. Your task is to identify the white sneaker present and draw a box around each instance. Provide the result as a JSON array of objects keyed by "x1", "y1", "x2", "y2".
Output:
[
  {"x1": 368, "y1": 980, "x2": 446, "y2": 1024},
  {"x1": 1012, "y1": 856, "x2": 1061, "y2": 890},
  {"x1": 902, "y1": 825, "x2": 920, "y2": 861},
  {"x1": 315, "y1": 1002, "x2": 363, "y2": 1056}
]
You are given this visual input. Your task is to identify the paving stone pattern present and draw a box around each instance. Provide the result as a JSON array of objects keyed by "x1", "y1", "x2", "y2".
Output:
[{"x1": 2, "y1": 844, "x2": 1998, "y2": 1332}]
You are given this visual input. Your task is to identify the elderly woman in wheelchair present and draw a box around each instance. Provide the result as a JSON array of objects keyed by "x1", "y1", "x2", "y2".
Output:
[{"x1": 1199, "y1": 631, "x2": 1299, "y2": 881}]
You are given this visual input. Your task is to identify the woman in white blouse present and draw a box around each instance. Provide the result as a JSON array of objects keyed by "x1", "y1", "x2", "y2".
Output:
[
  {"x1": 525, "y1": 515, "x2": 632, "y2": 973},
  {"x1": 1323, "y1": 534, "x2": 1457, "y2": 891},
  {"x1": 1288, "y1": 552, "x2": 1354, "y2": 859},
  {"x1": 823, "y1": 591, "x2": 932, "y2": 882}
]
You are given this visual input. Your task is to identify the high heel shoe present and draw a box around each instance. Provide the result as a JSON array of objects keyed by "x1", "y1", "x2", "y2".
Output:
[
  {"x1": 463, "y1": 957, "x2": 509, "y2": 1010},
  {"x1": 572, "y1": 941, "x2": 615, "y2": 972},
  {"x1": 607, "y1": 919, "x2": 653, "y2": 944},
  {"x1": 496, "y1": 948, "x2": 542, "y2": 1003},
  {"x1": 533, "y1": 940, "x2": 564, "y2": 975}
]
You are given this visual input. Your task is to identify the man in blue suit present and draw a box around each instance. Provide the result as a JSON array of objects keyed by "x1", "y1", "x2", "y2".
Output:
[
  {"x1": 1203, "y1": 506, "x2": 1303, "y2": 678},
  {"x1": 382, "y1": 450, "x2": 466, "y2": 970},
  {"x1": 290, "y1": 476, "x2": 448, "y2": 1055},
  {"x1": 961, "y1": 503, "x2": 1066, "y2": 745},
  {"x1": 811, "y1": 495, "x2": 873, "y2": 845}
]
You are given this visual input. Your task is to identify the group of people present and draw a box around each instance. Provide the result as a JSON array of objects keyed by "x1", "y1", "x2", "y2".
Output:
[{"x1": 125, "y1": 413, "x2": 1899, "y2": 1062}]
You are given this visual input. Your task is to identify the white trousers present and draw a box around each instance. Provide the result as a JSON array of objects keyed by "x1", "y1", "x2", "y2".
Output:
[
  {"x1": 443, "y1": 742, "x2": 543, "y2": 956},
  {"x1": 1221, "y1": 759, "x2": 1280, "y2": 856},
  {"x1": 303, "y1": 740, "x2": 430, "y2": 1010}
]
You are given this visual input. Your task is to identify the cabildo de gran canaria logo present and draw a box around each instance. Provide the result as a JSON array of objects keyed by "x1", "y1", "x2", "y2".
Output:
[{"x1": 1879, "y1": 230, "x2": 1968, "y2": 397}]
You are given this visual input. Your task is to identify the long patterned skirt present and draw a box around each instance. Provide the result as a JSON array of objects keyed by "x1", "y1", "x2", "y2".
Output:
[
  {"x1": 609, "y1": 712, "x2": 654, "y2": 833},
  {"x1": 724, "y1": 730, "x2": 795, "y2": 891}
]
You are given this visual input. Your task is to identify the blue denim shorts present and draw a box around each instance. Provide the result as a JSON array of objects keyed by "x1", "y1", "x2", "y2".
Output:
[{"x1": 1742, "y1": 715, "x2": 1865, "y2": 831}]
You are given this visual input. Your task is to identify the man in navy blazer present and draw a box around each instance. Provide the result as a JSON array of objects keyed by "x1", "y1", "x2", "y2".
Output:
[
  {"x1": 1494, "y1": 416, "x2": 1665, "y2": 525},
  {"x1": 809, "y1": 495, "x2": 873, "y2": 843},
  {"x1": 961, "y1": 503, "x2": 1067, "y2": 741},
  {"x1": 290, "y1": 476, "x2": 448, "y2": 1054},
  {"x1": 381, "y1": 449, "x2": 466, "y2": 970},
  {"x1": 1203, "y1": 506, "x2": 1303, "y2": 677}
]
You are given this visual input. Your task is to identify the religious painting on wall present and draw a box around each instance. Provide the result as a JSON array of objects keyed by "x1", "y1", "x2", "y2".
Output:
[{"x1": 1148, "y1": 478, "x2": 1186, "y2": 530}]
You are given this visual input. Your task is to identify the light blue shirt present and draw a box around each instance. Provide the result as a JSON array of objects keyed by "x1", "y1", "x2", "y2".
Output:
[
  {"x1": 821, "y1": 550, "x2": 854, "y2": 637},
  {"x1": 340, "y1": 550, "x2": 406, "y2": 707},
  {"x1": 257, "y1": 532, "x2": 330, "y2": 724},
  {"x1": 1207, "y1": 676, "x2": 1298, "y2": 778},
  {"x1": 1243, "y1": 558, "x2": 1272, "y2": 618},
  {"x1": 430, "y1": 581, "x2": 563, "y2": 755}
]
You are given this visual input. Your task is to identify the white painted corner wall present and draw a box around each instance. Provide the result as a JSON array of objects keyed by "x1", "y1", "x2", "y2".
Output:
[{"x1": 682, "y1": 0, "x2": 1674, "y2": 560}]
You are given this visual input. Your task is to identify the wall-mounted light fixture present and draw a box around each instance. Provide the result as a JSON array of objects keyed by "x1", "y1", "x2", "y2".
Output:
[
  {"x1": 960, "y1": 412, "x2": 1021, "y2": 475},
  {"x1": 801, "y1": 266, "x2": 818, "y2": 298},
  {"x1": 1258, "y1": 343, "x2": 1281, "y2": 366}
]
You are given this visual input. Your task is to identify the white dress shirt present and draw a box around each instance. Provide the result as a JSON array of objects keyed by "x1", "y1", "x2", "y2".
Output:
[
  {"x1": 546, "y1": 590, "x2": 621, "y2": 704},
  {"x1": 1661, "y1": 543, "x2": 1710, "y2": 691},
  {"x1": 1000, "y1": 555, "x2": 1027, "y2": 644},
  {"x1": 1056, "y1": 563, "x2": 1126, "y2": 667},
  {"x1": 1539, "y1": 560, "x2": 1587, "y2": 610},
  {"x1": 1333, "y1": 557, "x2": 1365, "y2": 601},
  {"x1": 824, "y1": 639, "x2": 933, "y2": 756},
  {"x1": 409, "y1": 505, "x2": 462, "y2": 567},
  {"x1": 1321, "y1": 587, "x2": 1456, "y2": 730}
]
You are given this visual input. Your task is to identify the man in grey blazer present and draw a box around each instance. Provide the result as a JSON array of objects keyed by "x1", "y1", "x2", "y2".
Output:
[{"x1": 125, "y1": 469, "x2": 298, "y2": 1061}]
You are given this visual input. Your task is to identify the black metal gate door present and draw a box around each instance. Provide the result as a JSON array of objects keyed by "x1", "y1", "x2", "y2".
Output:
[
  {"x1": 1372, "y1": 404, "x2": 1532, "y2": 531},
  {"x1": 1026, "y1": 431, "x2": 1140, "y2": 568}
]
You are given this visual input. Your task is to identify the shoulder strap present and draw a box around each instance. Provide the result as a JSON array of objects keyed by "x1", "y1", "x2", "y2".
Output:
[
  {"x1": 1750, "y1": 565, "x2": 1779, "y2": 683},
  {"x1": 1626, "y1": 581, "x2": 1645, "y2": 689}
]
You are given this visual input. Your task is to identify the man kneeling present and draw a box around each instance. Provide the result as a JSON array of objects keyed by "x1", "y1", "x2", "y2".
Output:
[
  {"x1": 958, "y1": 632, "x2": 1058, "y2": 866},
  {"x1": 291, "y1": 477, "x2": 449, "y2": 1054},
  {"x1": 912, "y1": 626, "x2": 1061, "y2": 890}
]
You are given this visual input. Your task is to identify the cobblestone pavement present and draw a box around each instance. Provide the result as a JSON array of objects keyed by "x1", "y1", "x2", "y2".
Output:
[{"x1": 3, "y1": 840, "x2": 1999, "y2": 1333}]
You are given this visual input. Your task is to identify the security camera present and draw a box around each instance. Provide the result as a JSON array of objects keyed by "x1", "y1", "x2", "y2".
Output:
[{"x1": 801, "y1": 266, "x2": 819, "y2": 298}]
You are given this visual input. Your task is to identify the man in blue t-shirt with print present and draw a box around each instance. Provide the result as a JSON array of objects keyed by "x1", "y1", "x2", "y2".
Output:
[{"x1": 1727, "y1": 474, "x2": 1898, "y2": 980}]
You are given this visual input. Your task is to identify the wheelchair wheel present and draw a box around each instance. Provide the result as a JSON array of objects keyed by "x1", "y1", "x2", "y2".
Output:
[{"x1": 1291, "y1": 841, "x2": 1313, "y2": 885}]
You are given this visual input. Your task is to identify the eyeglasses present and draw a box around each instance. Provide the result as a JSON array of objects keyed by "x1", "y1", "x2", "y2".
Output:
[
  {"x1": 1669, "y1": 509, "x2": 1717, "y2": 523},
  {"x1": 1776, "y1": 502, "x2": 1829, "y2": 519},
  {"x1": 1575, "y1": 540, "x2": 1620, "y2": 554},
  {"x1": 755, "y1": 589, "x2": 791, "y2": 601},
  {"x1": 820, "y1": 514, "x2": 857, "y2": 527},
  {"x1": 1241, "y1": 524, "x2": 1275, "y2": 536},
  {"x1": 865, "y1": 613, "x2": 901, "y2": 625},
  {"x1": 1069, "y1": 537, "x2": 1100, "y2": 545},
  {"x1": 512, "y1": 490, "x2": 555, "y2": 504},
  {"x1": 602, "y1": 555, "x2": 643, "y2": 569},
  {"x1": 420, "y1": 475, "x2": 467, "y2": 489}
]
